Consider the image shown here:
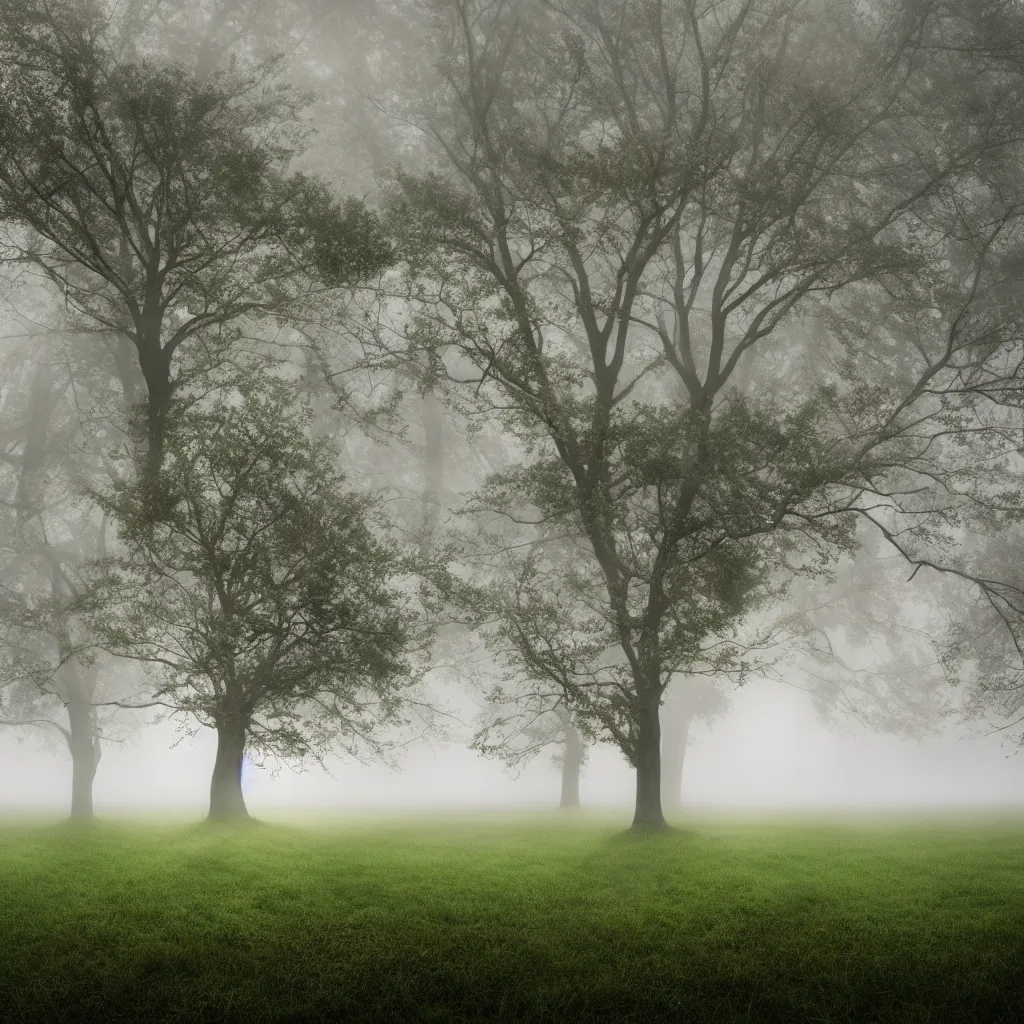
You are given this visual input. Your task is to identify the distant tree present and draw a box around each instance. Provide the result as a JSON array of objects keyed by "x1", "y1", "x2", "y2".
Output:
[
  {"x1": 82, "y1": 369, "x2": 433, "y2": 820},
  {"x1": 778, "y1": 529, "x2": 954, "y2": 739},
  {"x1": 0, "y1": 339, "x2": 140, "y2": 819},
  {"x1": 0, "y1": 0, "x2": 394, "y2": 476},
  {"x1": 471, "y1": 685, "x2": 589, "y2": 809},
  {"x1": 551, "y1": 702, "x2": 585, "y2": 809},
  {"x1": 658, "y1": 528, "x2": 955, "y2": 814},
  {"x1": 107, "y1": 0, "x2": 328, "y2": 79},
  {"x1": 0, "y1": 652, "x2": 135, "y2": 819},
  {"x1": 919, "y1": 461, "x2": 1024, "y2": 749},
  {"x1": 659, "y1": 677, "x2": 729, "y2": 814}
]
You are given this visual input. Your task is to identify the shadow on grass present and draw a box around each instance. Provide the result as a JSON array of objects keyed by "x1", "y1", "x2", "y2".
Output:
[
  {"x1": 605, "y1": 824, "x2": 701, "y2": 844},
  {"x1": 187, "y1": 815, "x2": 284, "y2": 835},
  {"x1": 28, "y1": 817, "x2": 117, "y2": 838},
  {"x1": 184, "y1": 817, "x2": 331, "y2": 847}
]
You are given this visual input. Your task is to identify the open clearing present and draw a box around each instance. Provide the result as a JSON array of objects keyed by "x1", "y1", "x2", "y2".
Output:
[{"x1": 1, "y1": 811, "x2": 1022, "y2": 1022}]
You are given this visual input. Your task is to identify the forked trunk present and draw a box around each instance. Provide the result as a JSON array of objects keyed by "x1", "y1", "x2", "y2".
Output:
[
  {"x1": 66, "y1": 698, "x2": 101, "y2": 821},
  {"x1": 556, "y1": 708, "x2": 584, "y2": 809},
  {"x1": 631, "y1": 697, "x2": 669, "y2": 831},
  {"x1": 660, "y1": 709, "x2": 694, "y2": 814},
  {"x1": 208, "y1": 717, "x2": 249, "y2": 821}
]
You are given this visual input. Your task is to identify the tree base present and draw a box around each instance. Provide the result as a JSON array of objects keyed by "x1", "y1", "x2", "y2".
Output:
[
  {"x1": 627, "y1": 819, "x2": 675, "y2": 834},
  {"x1": 62, "y1": 814, "x2": 100, "y2": 829},
  {"x1": 204, "y1": 809, "x2": 254, "y2": 825}
]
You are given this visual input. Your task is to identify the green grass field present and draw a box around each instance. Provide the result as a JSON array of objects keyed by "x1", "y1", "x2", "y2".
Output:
[{"x1": 1, "y1": 810, "x2": 1023, "y2": 1023}]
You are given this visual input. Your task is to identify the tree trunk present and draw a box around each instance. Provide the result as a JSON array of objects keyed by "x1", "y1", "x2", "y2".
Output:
[
  {"x1": 208, "y1": 717, "x2": 250, "y2": 821},
  {"x1": 631, "y1": 697, "x2": 669, "y2": 831},
  {"x1": 143, "y1": 380, "x2": 171, "y2": 480},
  {"x1": 136, "y1": 334, "x2": 173, "y2": 478},
  {"x1": 660, "y1": 708, "x2": 694, "y2": 814},
  {"x1": 555, "y1": 707, "x2": 583, "y2": 809},
  {"x1": 66, "y1": 698, "x2": 101, "y2": 821}
]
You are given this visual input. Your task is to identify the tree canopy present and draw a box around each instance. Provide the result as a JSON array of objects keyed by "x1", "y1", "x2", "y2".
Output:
[{"x1": 0, "y1": 0, "x2": 394, "y2": 473}]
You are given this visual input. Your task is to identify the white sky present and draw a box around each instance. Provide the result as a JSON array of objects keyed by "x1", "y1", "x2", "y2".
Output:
[{"x1": 2, "y1": 678, "x2": 1022, "y2": 817}]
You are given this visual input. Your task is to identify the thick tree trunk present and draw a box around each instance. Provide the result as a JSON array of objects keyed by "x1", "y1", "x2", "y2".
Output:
[
  {"x1": 660, "y1": 709, "x2": 694, "y2": 814},
  {"x1": 136, "y1": 335, "x2": 173, "y2": 478},
  {"x1": 66, "y1": 698, "x2": 101, "y2": 821},
  {"x1": 208, "y1": 717, "x2": 250, "y2": 821},
  {"x1": 631, "y1": 698, "x2": 669, "y2": 831},
  {"x1": 555, "y1": 707, "x2": 583, "y2": 809}
]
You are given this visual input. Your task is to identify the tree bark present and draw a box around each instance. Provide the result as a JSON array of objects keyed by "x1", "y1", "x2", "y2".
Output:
[
  {"x1": 136, "y1": 336, "x2": 174, "y2": 479},
  {"x1": 208, "y1": 717, "x2": 250, "y2": 821},
  {"x1": 143, "y1": 376, "x2": 172, "y2": 480},
  {"x1": 66, "y1": 698, "x2": 101, "y2": 821},
  {"x1": 554, "y1": 706, "x2": 583, "y2": 809},
  {"x1": 660, "y1": 708, "x2": 694, "y2": 814},
  {"x1": 631, "y1": 697, "x2": 669, "y2": 831}
]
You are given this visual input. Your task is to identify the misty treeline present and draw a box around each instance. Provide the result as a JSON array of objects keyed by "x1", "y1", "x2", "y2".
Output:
[{"x1": 0, "y1": 0, "x2": 1022, "y2": 830}]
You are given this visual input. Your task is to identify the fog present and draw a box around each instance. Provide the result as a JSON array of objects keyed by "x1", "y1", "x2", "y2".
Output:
[
  {"x1": 4, "y1": 0, "x2": 1024, "y2": 834},
  {"x1": 3, "y1": 679, "x2": 1020, "y2": 817},
  {"x1": 6, "y1": 5, "x2": 1024, "y2": 1024}
]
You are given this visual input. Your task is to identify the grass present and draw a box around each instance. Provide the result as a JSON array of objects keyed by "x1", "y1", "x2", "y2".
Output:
[{"x1": 1, "y1": 810, "x2": 1023, "y2": 1022}]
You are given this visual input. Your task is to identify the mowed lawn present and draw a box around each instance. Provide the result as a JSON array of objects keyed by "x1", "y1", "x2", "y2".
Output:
[{"x1": 1, "y1": 812, "x2": 1023, "y2": 1023}]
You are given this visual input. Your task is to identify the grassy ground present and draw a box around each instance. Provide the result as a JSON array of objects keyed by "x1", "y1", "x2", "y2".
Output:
[{"x1": 1, "y1": 810, "x2": 1023, "y2": 1023}]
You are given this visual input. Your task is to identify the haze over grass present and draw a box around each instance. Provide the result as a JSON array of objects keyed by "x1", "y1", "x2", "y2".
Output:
[{"x1": 2, "y1": 812, "x2": 1023, "y2": 1022}]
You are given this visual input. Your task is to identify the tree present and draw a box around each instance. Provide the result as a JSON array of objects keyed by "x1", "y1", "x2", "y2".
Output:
[
  {"x1": 382, "y1": 0, "x2": 1024, "y2": 829},
  {"x1": 659, "y1": 677, "x2": 728, "y2": 813},
  {"x1": 0, "y1": 332, "x2": 141, "y2": 819},
  {"x1": 107, "y1": 0, "x2": 331, "y2": 80},
  {"x1": 779, "y1": 529, "x2": 953, "y2": 733},
  {"x1": 0, "y1": 0, "x2": 394, "y2": 476},
  {"x1": 472, "y1": 683, "x2": 590, "y2": 809},
  {"x1": 83, "y1": 368, "x2": 431, "y2": 820}
]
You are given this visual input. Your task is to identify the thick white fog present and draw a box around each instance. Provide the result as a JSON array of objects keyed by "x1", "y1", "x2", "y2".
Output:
[{"x1": 3, "y1": 678, "x2": 1021, "y2": 816}]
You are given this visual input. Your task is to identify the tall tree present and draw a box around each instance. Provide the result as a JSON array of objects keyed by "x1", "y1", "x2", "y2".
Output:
[{"x1": 383, "y1": 0, "x2": 1024, "y2": 829}]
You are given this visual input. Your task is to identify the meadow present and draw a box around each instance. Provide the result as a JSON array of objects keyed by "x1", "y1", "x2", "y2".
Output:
[{"x1": 1, "y1": 810, "x2": 1022, "y2": 1022}]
